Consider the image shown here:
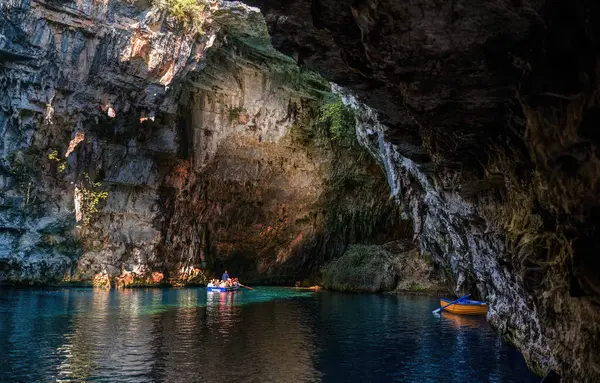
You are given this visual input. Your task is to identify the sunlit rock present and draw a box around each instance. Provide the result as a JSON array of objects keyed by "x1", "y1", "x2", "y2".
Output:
[
  {"x1": 92, "y1": 272, "x2": 111, "y2": 289},
  {"x1": 149, "y1": 271, "x2": 164, "y2": 284}
]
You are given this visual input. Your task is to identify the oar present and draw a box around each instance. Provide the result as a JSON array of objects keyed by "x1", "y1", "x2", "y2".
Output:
[
  {"x1": 539, "y1": 367, "x2": 553, "y2": 383},
  {"x1": 432, "y1": 294, "x2": 470, "y2": 314},
  {"x1": 239, "y1": 283, "x2": 255, "y2": 291}
]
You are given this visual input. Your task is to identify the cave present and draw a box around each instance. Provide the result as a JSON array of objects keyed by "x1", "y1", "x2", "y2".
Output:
[{"x1": 1, "y1": 0, "x2": 599, "y2": 382}]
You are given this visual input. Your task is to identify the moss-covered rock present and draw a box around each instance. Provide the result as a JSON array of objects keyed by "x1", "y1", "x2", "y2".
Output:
[
  {"x1": 322, "y1": 242, "x2": 446, "y2": 293},
  {"x1": 321, "y1": 245, "x2": 397, "y2": 293}
]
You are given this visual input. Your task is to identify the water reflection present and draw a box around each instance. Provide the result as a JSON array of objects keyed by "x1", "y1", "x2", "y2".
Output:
[
  {"x1": 0, "y1": 288, "x2": 537, "y2": 383},
  {"x1": 206, "y1": 291, "x2": 239, "y2": 337},
  {"x1": 441, "y1": 311, "x2": 486, "y2": 329},
  {"x1": 311, "y1": 293, "x2": 537, "y2": 383},
  {"x1": 55, "y1": 289, "x2": 159, "y2": 382}
]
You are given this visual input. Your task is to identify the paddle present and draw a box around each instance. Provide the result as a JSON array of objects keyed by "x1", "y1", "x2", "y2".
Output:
[
  {"x1": 432, "y1": 294, "x2": 470, "y2": 314},
  {"x1": 239, "y1": 283, "x2": 255, "y2": 291}
]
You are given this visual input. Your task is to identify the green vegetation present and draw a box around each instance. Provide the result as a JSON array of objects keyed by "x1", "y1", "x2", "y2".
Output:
[
  {"x1": 284, "y1": 67, "x2": 331, "y2": 97},
  {"x1": 318, "y1": 96, "x2": 357, "y2": 146},
  {"x1": 48, "y1": 150, "x2": 66, "y2": 173},
  {"x1": 228, "y1": 106, "x2": 246, "y2": 122},
  {"x1": 153, "y1": 0, "x2": 207, "y2": 33},
  {"x1": 80, "y1": 173, "x2": 109, "y2": 225},
  {"x1": 287, "y1": 94, "x2": 357, "y2": 149},
  {"x1": 284, "y1": 91, "x2": 402, "y2": 256},
  {"x1": 47, "y1": 150, "x2": 59, "y2": 161},
  {"x1": 408, "y1": 282, "x2": 427, "y2": 292}
]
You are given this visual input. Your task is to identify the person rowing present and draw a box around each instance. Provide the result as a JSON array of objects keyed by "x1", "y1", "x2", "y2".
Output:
[{"x1": 222, "y1": 270, "x2": 230, "y2": 281}]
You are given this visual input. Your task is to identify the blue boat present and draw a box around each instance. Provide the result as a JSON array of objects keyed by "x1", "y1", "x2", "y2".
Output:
[{"x1": 207, "y1": 286, "x2": 239, "y2": 293}]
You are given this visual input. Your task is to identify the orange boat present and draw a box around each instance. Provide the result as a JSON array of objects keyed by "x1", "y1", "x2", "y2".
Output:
[{"x1": 439, "y1": 298, "x2": 488, "y2": 315}]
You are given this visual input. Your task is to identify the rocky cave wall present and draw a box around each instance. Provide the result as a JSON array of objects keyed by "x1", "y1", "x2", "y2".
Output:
[
  {"x1": 241, "y1": 0, "x2": 600, "y2": 381},
  {"x1": 0, "y1": 0, "x2": 406, "y2": 286},
  {"x1": 153, "y1": 33, "x2": 407, "y2": 284},
  {"x1": 0, "y1": 0, "x2": 218, "y2": 283}
]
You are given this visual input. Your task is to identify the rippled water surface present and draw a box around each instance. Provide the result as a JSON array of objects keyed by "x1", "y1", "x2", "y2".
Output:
[{"x1": 0, "y1": 287, "x2": 538, "y2": 382}]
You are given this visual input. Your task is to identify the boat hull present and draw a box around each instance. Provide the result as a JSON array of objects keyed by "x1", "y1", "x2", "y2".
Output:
[
  {"x1": 440, "y1": 298, "x2": 487, "y2": 315},
  {"x1": 207, "y1": 286, "x2": 239, "y2": 293}
]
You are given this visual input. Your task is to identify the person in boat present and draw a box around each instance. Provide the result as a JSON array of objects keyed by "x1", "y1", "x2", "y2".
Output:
[
  {"x1": 222, "y1": 270, "x2": 230, "y2": 281},
  {"x1": 207, "y1": 280, "x2": 214, "y2": 287}
]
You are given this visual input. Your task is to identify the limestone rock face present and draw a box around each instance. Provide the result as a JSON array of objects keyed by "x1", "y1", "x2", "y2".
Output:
[
  {"x1": 0, "y1": 0, "x2": 216, "y2": 283},
  {"x1": 243, "y1": 0, "x2": 600, "y2": 381},
  {"x1": 154, "y1": 34, "x2": 403, "y2": 284},
  {"x1": 0, "y1": 0, "x2": 401, "y2": 286}
]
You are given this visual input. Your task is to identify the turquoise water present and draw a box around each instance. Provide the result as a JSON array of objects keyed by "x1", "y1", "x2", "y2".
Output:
[{"x1": 0, "y1": 287, "x2": 538, "y2": 382}]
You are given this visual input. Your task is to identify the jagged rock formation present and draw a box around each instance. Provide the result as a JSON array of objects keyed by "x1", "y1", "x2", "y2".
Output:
[
  {"x1": 240, "y1": 0, "x2": 600, "y2": 381},
  {"x1": 0, "y1": 0, "x2": 404, "y2": 286}
]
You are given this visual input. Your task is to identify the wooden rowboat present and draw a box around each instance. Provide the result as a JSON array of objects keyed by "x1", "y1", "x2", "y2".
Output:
[
  {"x1": 440, "y1": 298, "x2": 487, "y2": 315},
  {"x1": 207, "y1": 286, "x2": 239, "y2": 293}
]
